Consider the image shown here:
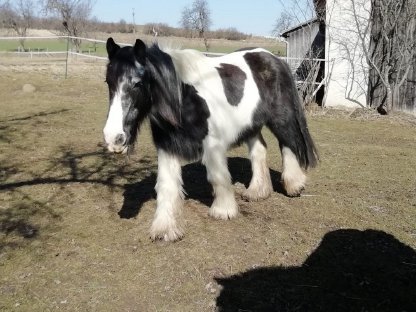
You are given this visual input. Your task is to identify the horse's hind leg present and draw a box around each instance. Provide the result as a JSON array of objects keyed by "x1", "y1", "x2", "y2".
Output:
[
  {"x1": 267, "y1": 120, "x2": 306, "y2": 196},
  {"x1": 266, "y1": 122, "x2": 306, "y2": 196},
  {"x1": 280, "y1": 146, "x2": 306, "y2": 197},
  {"x1": 242, "y1": 133, "x2": 273, "y2": 201},
  {"x1": 150, "y1": 149, "x2": 184, "y2": 241},
  {"x1": 202, "y1": 144, "x2": 238, "y2": 220}
]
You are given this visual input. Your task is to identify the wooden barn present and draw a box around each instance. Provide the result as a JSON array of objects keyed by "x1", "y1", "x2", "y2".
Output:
[{"x1": 281, "y1": 17, "x2": 326, "y2": 105}]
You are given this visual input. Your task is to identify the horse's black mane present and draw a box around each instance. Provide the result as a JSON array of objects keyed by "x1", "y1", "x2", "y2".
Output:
[
  {"x1": 145, "y1": 44, "x2": 183, "y2": 128},
  {"x1": 130, "y1": 43, "x2": 211, "y2": 160}
]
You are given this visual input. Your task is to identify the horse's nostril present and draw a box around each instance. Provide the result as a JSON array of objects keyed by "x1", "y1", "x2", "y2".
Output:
[{"x1": 115, "y1": 133, "x2": 126, "y2": 145}]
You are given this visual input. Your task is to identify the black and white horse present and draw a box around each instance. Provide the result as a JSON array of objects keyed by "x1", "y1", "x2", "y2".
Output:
[{"x1": 103, "y1": 38, "x2": 318, "y2": 241}]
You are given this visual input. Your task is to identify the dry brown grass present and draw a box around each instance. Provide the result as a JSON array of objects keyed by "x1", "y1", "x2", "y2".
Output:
[{"x1": 1, "y1": 63, "x2": 415, "y2": 311}]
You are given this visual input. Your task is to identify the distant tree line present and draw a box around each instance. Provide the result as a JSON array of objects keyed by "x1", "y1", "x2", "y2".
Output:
[
  {"x1": 0, "y1": 0, "x2": 251, "y2": 53},
  {"x1": 143, "y1": 23, "x2": 249, "y2": 41}
]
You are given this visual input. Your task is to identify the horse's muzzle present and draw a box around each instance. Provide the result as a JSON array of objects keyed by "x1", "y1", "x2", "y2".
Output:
[
  {"x1": 107, "y1": 144, "x2": 128, "y2": 154},
  {"x1": 104, "y1": 133, "x2": 128, "y2": 154}
]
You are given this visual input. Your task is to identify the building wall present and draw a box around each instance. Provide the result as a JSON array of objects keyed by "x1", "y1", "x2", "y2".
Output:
[
  {"x1": 324, "y1": 0, "x2": 371, "y2": 108},
  {"x1": 286, "y1": 22, "x2": 321, "y2": 60},
  {"x1": 283, "y1": 20, "x2": 323, "y2": 76}
]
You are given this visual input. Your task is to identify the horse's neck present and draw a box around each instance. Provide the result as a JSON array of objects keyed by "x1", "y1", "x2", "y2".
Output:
[{"x1": 167, "y1": 49, "x2": 210, "y2": 85}]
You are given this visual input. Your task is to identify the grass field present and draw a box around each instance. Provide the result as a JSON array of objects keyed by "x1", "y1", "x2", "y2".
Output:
[
  {"x1": 0, "y1": 60, "x2": 415, "y2": 311},
  {"x1": 0, "y1": 38, "x2": 107, "y2": 57}
]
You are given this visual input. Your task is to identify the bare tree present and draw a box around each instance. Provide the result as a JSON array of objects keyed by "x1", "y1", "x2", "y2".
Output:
[
  {"x1": 0, "y1": 1, "x2": 15, "y2": 30},
  {"x1": 1, "y1": 0, "x2": 37, "y2": 50},
  {"x1": 42, "y1": 0, "x2": 94, "y2": 52},
  {"x1": 365, "y1": 0, "x2": 416, "y2": 114},
  {"x1": 180, "y1": 0, "x2": 212, "y2": 51},
  {"x1": 339, "y1": 0, "x2": 416, "y2": 114},
  {"x1": 274, "y1": 0, "x2": 321, "y2": 31},
  {"x1": 321, "y1": 0, "x2": 416, "y2": 113},
  {"x1": 118, "y1": 18, "x2": 128, "y2": 33},
  {"x1": 272, "y1": 11, "x2": 296, "y2": 35}
]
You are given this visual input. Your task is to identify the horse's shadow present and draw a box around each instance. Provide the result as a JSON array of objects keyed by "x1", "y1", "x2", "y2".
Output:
[
  {"x1": 215, "y1": 229, "x2": 416, "y2": 311},
  {"x1": 118, "y1": 157, "x2": 283, "y2": 219}
]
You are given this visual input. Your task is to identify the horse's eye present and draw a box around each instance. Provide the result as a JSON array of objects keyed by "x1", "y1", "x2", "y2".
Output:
[{"x1": 134, "y1": 81, "x2": 143, "y2": 88}]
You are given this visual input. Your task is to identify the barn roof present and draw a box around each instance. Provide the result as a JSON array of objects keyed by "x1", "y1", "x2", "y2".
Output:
[
  {"x1": 280, "y1": 18, "x2": 321, "y2": 38},
  {"x1": 280, "y1": 0, "x2": 326, "y2": 38}
]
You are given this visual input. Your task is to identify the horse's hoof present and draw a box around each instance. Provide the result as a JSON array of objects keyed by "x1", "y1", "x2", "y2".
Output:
[{"x1": 150, "y1": 219, "x2": 184, "y2": 242}]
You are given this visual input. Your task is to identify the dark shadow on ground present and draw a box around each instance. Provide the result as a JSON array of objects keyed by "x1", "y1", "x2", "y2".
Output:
[
  {"x1": 0, "y1": 148, "x2": 131, "y2": 191},
  {"x1": 215, "y1": 229, "x2": 416, "y2": 312},
  {"x1": 0, "y1": 219, "x2": 38, "y2": 239},
  {"x1": 119, "y1": 172, "x2": 157, "y2": 219},
  {"x1": 0, "y1": 109, "x2": 72, "y2": 123},
  {"x1": 228, "y1": 157, "x2": 284, "y2": 194},
  {"x1": 118, "y1": 157, "x2": 283, "y2": 219}
]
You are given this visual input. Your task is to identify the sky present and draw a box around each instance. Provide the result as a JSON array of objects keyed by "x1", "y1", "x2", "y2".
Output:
[{"x1": 92, "y1": 0, "x2": 282, "y2": 37}]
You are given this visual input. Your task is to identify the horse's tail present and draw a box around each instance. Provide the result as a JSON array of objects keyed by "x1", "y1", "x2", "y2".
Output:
[{"x1": 266, "y1": 59, "x2": 319, "y2": 170}]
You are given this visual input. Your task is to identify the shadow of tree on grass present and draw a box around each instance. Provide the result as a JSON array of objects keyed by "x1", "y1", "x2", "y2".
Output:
[
  {"x1": 0, "y1": 144, "x2": 157, "y2": 250},
  {"x1": 216, "y1": 229, "x2": 416, "y2": 311},
  {"x1": 3, "y1": 146, "x2": 288, "y2": 246},
  {"x1": 0, "y1": 109, "x2": 72, "y2": 146}
]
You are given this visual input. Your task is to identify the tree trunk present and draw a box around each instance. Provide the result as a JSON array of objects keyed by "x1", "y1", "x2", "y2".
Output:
[
  {"x1": 369, "y1": 0, "x2": 416, "y2": 114},
  {"x1": 378, "y1": 84, "x2": 393, "y2": 115},
  {"x1": 203, "y1": 37, "x2": 209, "y2": 51},
  {"x1": 19, "y1": 38, "x2": 26, "y2": 51}
]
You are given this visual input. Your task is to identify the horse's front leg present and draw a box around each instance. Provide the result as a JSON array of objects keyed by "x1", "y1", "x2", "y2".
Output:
[
  {"x1": 150, "y1": 149, "x2": 184, "y2": 241},
  {"x1": 202, "y1": 144, "x2": 238, "y2": 220}
]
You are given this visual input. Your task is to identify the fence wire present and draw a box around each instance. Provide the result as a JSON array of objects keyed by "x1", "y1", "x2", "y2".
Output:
[{"x1": 0, "y1": 35, "x2": 330, "y2": 102}]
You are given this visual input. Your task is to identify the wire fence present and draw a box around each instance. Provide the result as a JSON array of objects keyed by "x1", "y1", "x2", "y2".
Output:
[
  {"x1": 0, "y1": 35, "x2": 225, "y2": 58},
  {"x1": 0, "y1": 35, "x2": 330, "y2": 102}
]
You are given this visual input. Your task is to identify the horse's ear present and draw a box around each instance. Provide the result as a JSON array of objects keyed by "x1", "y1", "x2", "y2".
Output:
[
  {"x1": 106, "y1": 37, "x2": 120, "y2": 59},
  {"x1": 133, "y1": 39, "x2": 147, "y2": 64}
]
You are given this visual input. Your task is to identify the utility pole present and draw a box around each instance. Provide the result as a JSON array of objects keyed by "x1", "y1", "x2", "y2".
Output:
[{"x1": 132, "y1": 8, "x2": 136, "y2": 34}]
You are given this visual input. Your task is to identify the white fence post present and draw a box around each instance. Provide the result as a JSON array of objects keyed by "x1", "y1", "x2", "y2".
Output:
[{"x1": 65, "y1": 35, "x2": 70, "y2": 79}]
